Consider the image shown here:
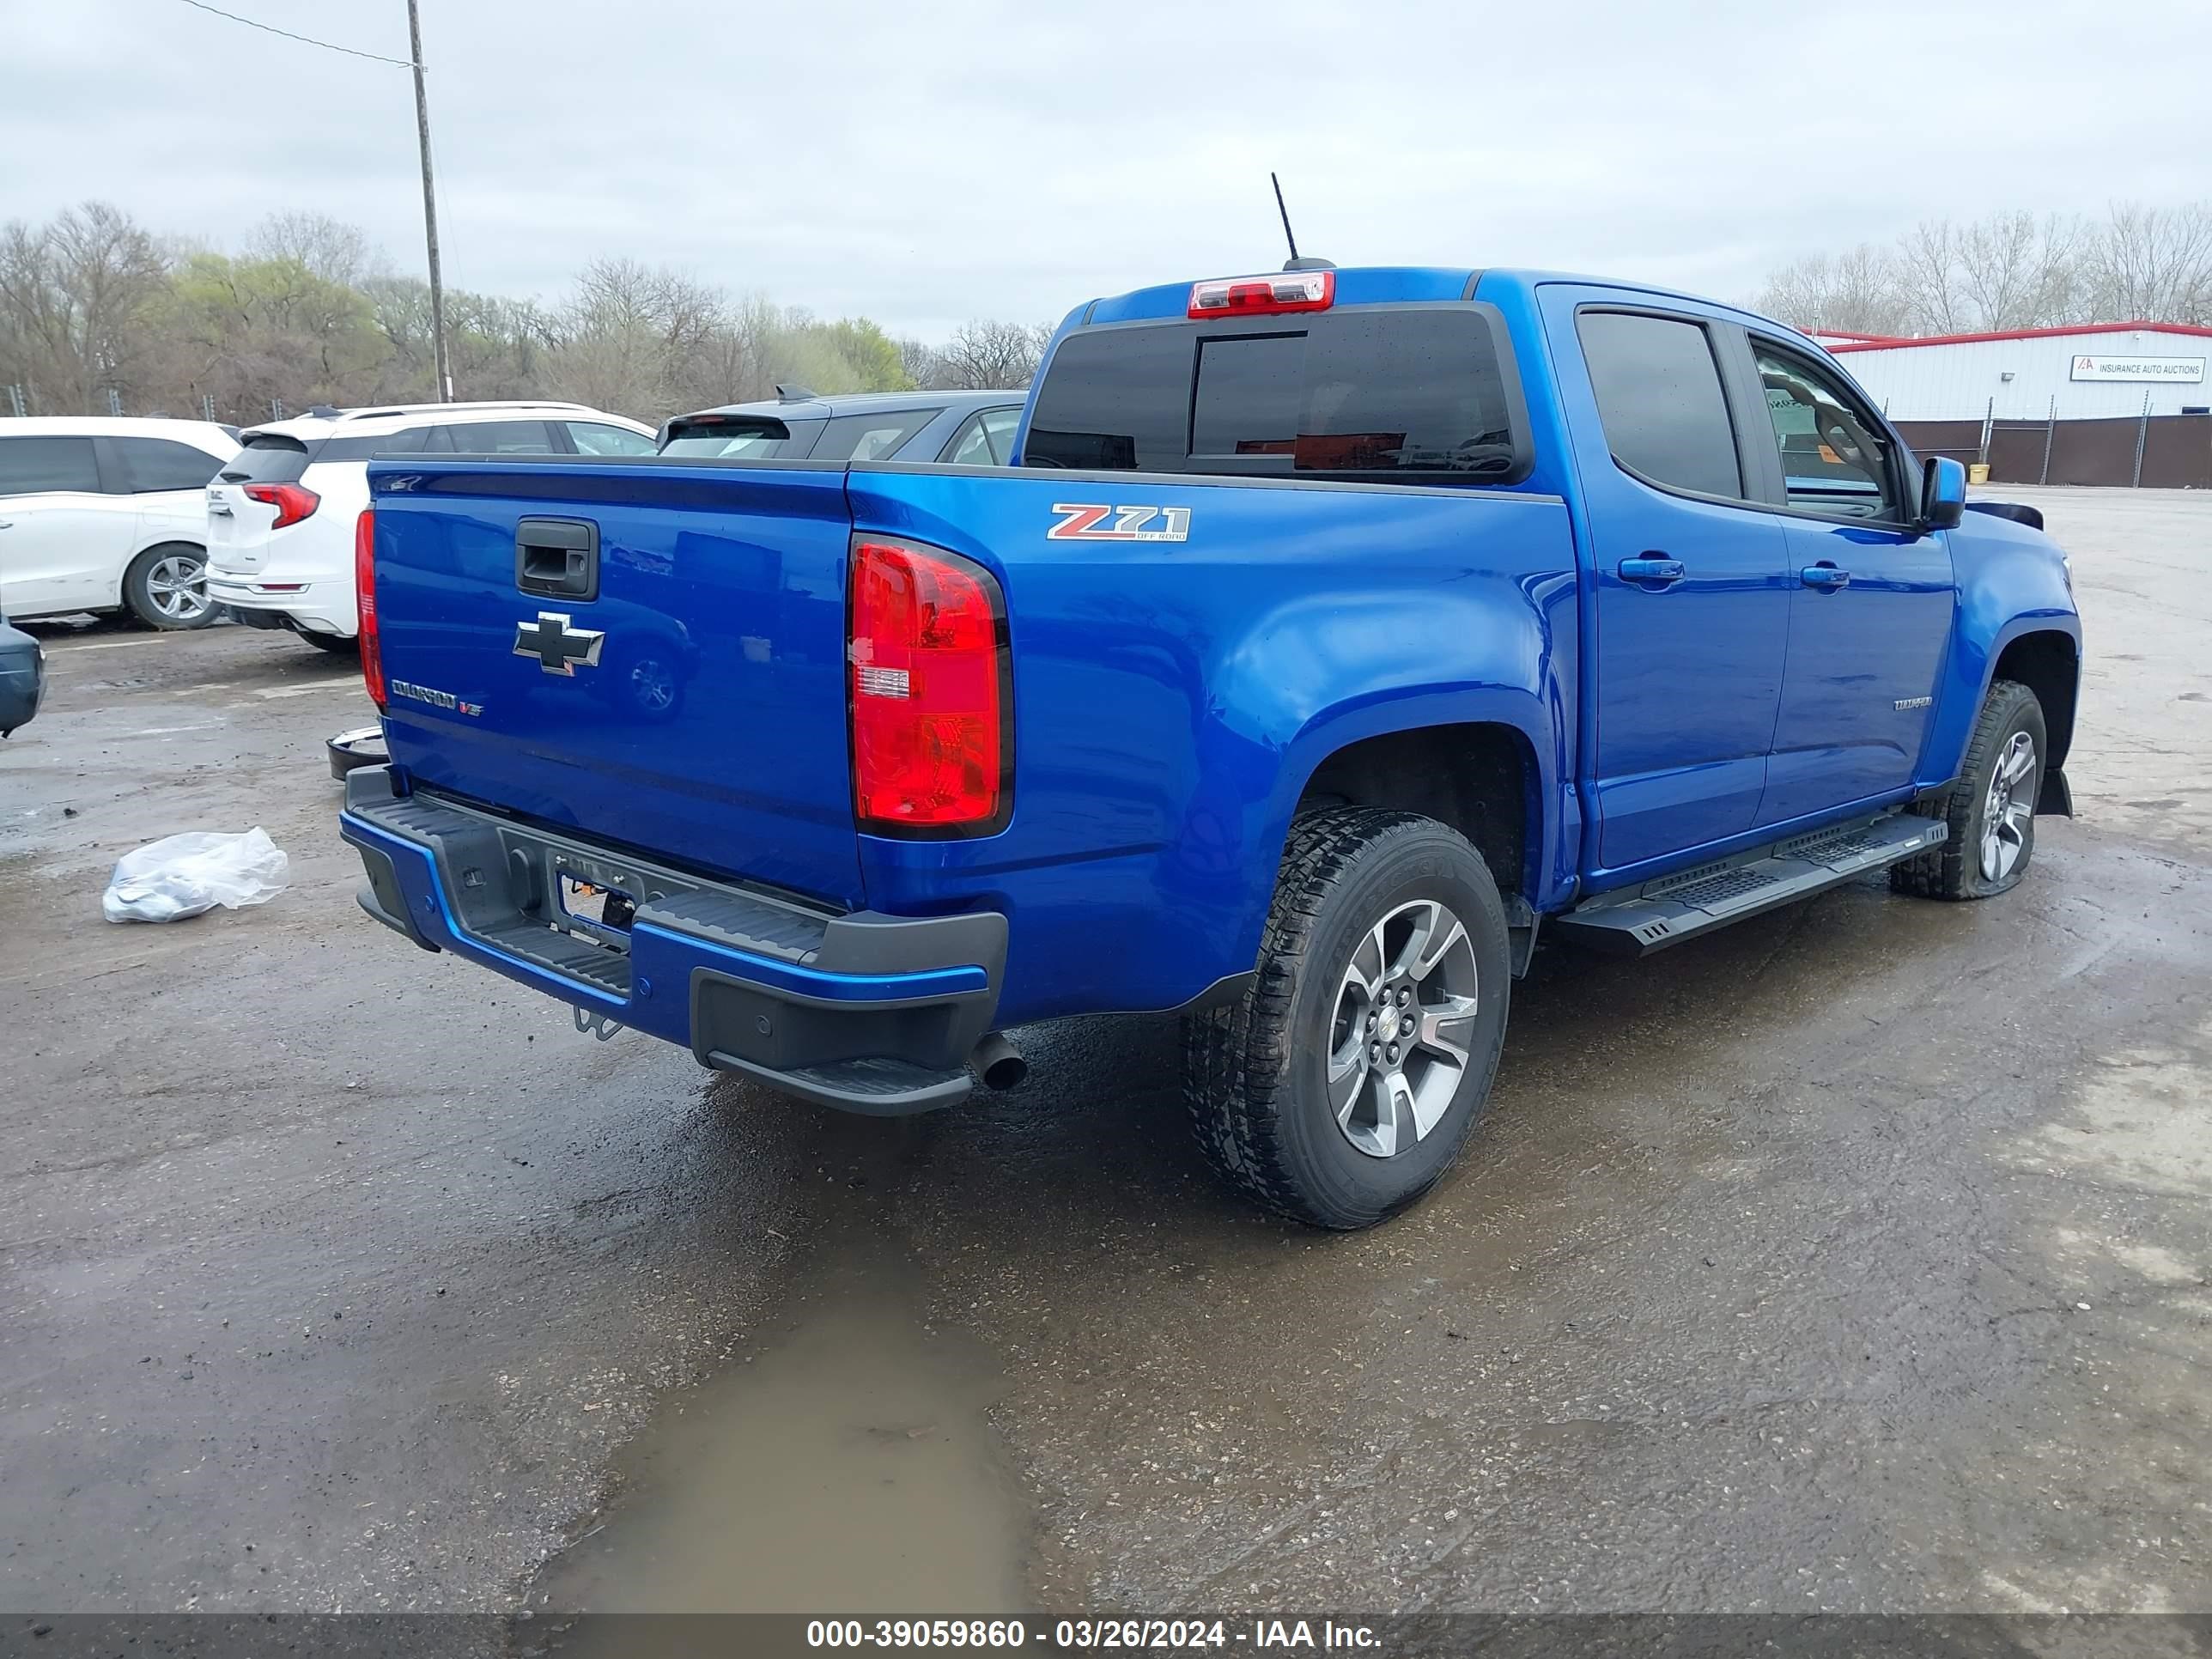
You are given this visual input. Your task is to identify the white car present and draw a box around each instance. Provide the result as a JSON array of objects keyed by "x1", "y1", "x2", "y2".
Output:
[
  {"x1": 0, "y1": 417, "x2": 241, "y2": 629},
  {"x1": 205, "y1": 402, "x2": 658, "y2": 653}
]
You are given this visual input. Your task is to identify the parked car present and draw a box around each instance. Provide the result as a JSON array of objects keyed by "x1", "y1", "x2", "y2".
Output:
[
  {"x1": 660, "y1": 389, "x2": 1024, "y2": 466},
  {"x1": 0, "y1": 417, "x2": 240, "y2": 628},
  {"x1": 205, "y1": 402, "x2": 658, "y2": 654},
  {"x1": 0, "y1": 602, "x2": 44, "y2": 735},
  {"x1": 337, "y1": 262, "x2": 2081, "y2": 1230}
]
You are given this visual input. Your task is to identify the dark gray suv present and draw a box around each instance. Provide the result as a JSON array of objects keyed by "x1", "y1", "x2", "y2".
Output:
[{"x1": 659, "y1": 389, "x2": 1024, "y2": 466}]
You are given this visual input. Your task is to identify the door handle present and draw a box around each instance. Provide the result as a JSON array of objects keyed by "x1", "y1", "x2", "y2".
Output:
[
  {"x1": 515, "y1": 517, "x2": 599, "y2": 602},
  {"x1": 1801, "y1": 562, "x2": 1850, "y2": 591},
  {"x1": 0, "y1": 520, "x2": 14, "y2": 530},
  {"x1": 1617, "y1": 556, "x2": 1686, "y2": 586}
]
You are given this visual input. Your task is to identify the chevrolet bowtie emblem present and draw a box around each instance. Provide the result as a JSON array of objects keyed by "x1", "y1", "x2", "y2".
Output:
[{"x1": 514, "y1": 611, "x2": 605, "y2": 676}]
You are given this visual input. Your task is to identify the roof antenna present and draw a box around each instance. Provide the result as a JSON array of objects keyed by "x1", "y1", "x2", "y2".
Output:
[{"x1": 1271, "y1": 173, "x2": 1334, "y2": 273}]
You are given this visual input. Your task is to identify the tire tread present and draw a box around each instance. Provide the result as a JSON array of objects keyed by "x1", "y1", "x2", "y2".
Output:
[
  {"x1": 1183, "y1": 806, "x2": 1493, "y2": 1227},
  {"x1": 1890, "y1": 678, "x2": 2042, "y2": 901}
]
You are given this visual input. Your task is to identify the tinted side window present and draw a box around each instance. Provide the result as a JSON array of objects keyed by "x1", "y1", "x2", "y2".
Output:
[
  {"x1": 565, "y1": 422, "x2": 656, "y2": 457},
  {"x1": 1577, "y1": 312, "x2": 1743, "y2": 500},
  {"x1": 441, "y1": 420, "x2": 558, "y2": 454},
  {"x1": 813, "y1": 409, "x2": 939, "y2": 463},
  {"x1": 0, "y1": 436, "x2": 101, "y2": 495},
  {"x1": 941, "y1": 407, "x2": 1021, "y2": 466},
  {"x1": 1751, "y1": 342, "x2": 1900, "y2": 520},
  {"x1": 114, "y1": 437, "x2": 225, "y2": 493},
  {"x1": 319, "y1": 426, "x2": 432, "y2": 461},
  {"x1": 219, "y1": 434, "x2": 316, "y2": 483},
  {"x1": 1025, "y1": 308, "x2": 1522, "y2": 482}
]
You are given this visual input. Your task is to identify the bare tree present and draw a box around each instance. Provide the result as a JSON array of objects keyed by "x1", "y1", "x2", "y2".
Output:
[
  {"x1": 245, "y1": 211, "x2": 384, "y2": 288},
  {"x1": 934, "y1": 319, "x2": 1051, "y2": 389},
  {"x1": 895, "y1": 335, "x2": 941, "y2": 391},
  {"x1": 1892, "y1": 220, "x2": 1966, "y2": 334},
  {"x1": 548, "y1": 258, "x2": 731, "y2": 419},
  {"x1": 0, "y1": 202, "x2": 170, "y2": 413},
  {"x1": 1954, "y1": 210, "x2": 2082, "y2": 331},
  {"x1": 2088, "y1": 201, "x2": 2212, "y2": 325},
  {"x1": 1755, "y1": 244, "x2": 1907, "y2": 336}
]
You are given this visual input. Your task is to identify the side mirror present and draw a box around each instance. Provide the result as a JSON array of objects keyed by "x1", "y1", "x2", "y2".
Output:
[{"x1": 1922, "y1": 455, "x2": 1966, "y2": 530}]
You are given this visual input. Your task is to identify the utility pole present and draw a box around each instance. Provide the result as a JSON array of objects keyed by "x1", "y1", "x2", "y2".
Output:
[{"x1": 407, "y1": 0, "x2": 453, "y2": 403}]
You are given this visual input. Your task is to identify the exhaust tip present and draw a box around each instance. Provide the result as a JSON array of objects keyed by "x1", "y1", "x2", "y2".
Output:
[{"x1": 972, "y1": 1031, "x2": 1027, "y2": 1091}]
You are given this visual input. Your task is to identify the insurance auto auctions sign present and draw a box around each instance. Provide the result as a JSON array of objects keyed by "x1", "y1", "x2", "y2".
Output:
[{"x1": 2069, "y1": 353, "x2": 2206, "y2": 383}]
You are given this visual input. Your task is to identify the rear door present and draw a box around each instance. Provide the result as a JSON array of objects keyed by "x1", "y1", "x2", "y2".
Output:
[
  {"x1": 208, "y1": 432, "x2": 316, "y2": 574},
  {"x1": 1734, "y1": 332, "x2": 1956, "y2": 824},
  {"x1": 1540, "y1": 289, "x2": 1791, "y2": 874},
  {"x1": 369, "y1": 457, "x2": 866, "y2": 906},
  {"x1": 0, "y1": 435, "x2": 131, "y2": 616}
]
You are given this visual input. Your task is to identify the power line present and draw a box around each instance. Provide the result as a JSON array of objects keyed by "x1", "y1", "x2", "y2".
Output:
[{"x1": 171, "y1": 0, "x2": 414, "y2": 69}]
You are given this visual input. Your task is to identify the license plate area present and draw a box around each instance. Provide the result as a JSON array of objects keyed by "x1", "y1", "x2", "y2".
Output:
[{"x1": 551, "y1": 857, "x2": 636, "y2": 953}]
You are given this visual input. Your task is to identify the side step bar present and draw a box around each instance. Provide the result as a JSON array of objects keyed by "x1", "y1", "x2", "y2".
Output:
[{"x1": 1553, "y1": 812, "x2": 1948, "y2": 957}]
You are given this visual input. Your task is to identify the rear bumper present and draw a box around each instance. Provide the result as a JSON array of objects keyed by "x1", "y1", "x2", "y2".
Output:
[
  {"x1": 0, "y1": 624, "x2": 44, "y2": 735},
  {"x1": 207, "y1": 577, "x2": 354, "y2": 636},
  {"x1": 337, "y1": 767, "x2": 1005, "y2": 1114}
]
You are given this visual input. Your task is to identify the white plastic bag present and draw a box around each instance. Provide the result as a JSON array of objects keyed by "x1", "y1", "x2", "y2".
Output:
[{"x1": 102, "y1": 828, "x2": 290, "y2": 924}]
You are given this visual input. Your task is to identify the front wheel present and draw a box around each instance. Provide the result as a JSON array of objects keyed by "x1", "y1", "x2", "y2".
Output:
[
  {"x1": 1182, "y1": 806, "x2": 1511, "y2": 1230},
  {"x1": 1891, "y1": 678, "x2": 2049, "y2": 900},
  {"x1": 122, "y1": 543, "x2": 216, "y2": 629}
]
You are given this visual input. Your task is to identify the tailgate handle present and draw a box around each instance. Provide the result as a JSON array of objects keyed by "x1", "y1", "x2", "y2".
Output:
[{"x1": 516, "y1": 518, "x2": 599, "y2": 602}]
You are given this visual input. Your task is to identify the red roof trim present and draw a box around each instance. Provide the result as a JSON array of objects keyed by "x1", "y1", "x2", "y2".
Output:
[{"x1": 1828, "y1": 319, "x2": 2212, "y2": 353}]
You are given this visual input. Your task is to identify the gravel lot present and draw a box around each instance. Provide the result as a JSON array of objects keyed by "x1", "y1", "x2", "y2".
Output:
[{"x1": 2, "y1": 485, "x2": 2208, "y2": 1620}]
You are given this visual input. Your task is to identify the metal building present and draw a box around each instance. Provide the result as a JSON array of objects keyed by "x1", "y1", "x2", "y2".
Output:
[
  {"x1": 1822, "y1": 322, "x2": 2210, "y2": 422},
  {"x1": 1812, "y1": 322, "x2": 2212, "y2": 487}
]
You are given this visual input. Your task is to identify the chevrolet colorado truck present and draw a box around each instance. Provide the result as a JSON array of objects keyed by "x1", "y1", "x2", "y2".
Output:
[{"x1": 338, "y1": 264, "x2": 2081, "y2": 1229}]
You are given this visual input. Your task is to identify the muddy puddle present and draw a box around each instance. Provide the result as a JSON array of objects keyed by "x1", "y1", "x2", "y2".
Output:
[{"x1": 528, "y1": 1114, "x2": 1031, "y2": 1629}]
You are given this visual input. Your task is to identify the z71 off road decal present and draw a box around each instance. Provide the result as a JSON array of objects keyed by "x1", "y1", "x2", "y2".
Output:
[{"x1": 1048, "y1": 503, "x2": 1192, "y2": 543}]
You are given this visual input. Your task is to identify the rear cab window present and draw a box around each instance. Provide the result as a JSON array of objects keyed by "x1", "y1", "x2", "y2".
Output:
[{"x1": 1023, "y1": 305, "x2": 1528, "y2": 485}]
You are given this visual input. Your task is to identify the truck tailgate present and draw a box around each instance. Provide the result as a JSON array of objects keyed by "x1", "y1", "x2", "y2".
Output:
[{"x1": 366, "y1": 457, "x2": 863, "y2": 908}]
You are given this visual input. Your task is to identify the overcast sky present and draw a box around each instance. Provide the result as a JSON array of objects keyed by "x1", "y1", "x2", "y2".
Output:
[{"x1": 9, "y1": 0, "x2": 2209, "y2": 340}]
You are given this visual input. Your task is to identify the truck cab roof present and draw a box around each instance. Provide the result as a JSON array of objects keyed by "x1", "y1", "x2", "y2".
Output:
[{"x1": 1076, "y1": 264, "x2": 1816, "y2": 349}]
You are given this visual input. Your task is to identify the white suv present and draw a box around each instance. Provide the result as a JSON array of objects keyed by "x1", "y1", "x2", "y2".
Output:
[
  {"x1": 205, "y1": 402, "x2": 657, "y2": 653},
  {"x1": 0, "y1": 417, "x2": 241, "y2": 629}
]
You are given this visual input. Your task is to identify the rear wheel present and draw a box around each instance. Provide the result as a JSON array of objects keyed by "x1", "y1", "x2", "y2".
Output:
[
  {"x1": 301, "y1": 631, "x2": 358, "y2": 656},
  {"x1": 1891, "y1": 678, "x2": 2048, "y2": 901},
  {"x1": 1182, "y1": 806, "x2": 1511, "y2": 1230},
  {"x1": 122, "y1": 543, "x2": 215, "y2": 629}
]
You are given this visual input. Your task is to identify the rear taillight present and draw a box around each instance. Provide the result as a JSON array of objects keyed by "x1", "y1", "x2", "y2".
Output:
[
  {"x1": 243, "y1": 482, "x2": 320, "y2": 529},
  {"x1": 848, "y1": 536, "x2": 1009, "y2": 835},
  {"x1": 1188, "y1": 270, "x2": 1334, "y2": 319},
  {"x1": 355, "y1": 507, "x2": 384, "y2": 709}
]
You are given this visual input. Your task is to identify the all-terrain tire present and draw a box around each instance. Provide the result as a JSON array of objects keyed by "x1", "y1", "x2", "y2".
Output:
[
  {"x1": 1890, "y1": 679, "x2": 2048, "y2": 901},
  {"x1": 1182, "y1": 806, "x2": 1511, "y2": 1230}
]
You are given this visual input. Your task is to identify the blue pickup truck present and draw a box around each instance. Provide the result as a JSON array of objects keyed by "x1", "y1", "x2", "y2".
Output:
[{"x1": 338, "y1": 263, "x2": 2081, "y2": 1229}]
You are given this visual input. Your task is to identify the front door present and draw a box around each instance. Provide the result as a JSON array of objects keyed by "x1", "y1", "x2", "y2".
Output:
[
  {"x1": 1738, "y1": 336, "x2": 1957, "y2": 826},
  {"x1": 1544, "y1": 290, "x2": 1793, "y2": 875}
]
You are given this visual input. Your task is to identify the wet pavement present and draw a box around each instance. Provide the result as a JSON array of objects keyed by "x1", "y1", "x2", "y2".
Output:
[{"x1": 3, "y1": 486, "x2": 2209, "y2": 1619}]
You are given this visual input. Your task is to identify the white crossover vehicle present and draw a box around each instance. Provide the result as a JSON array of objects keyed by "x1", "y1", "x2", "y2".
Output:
[
  {"x1": 205, "y1": 402, "x2": 657, "y2": 653},
  {"x1": 0, "y1": 417, "x2": 240, "y2": 629}
]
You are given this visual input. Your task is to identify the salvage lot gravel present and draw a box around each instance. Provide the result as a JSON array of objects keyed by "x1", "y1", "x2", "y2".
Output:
[{"x1": 3, "y1": 485, "x2": 2209, "y2": 1617}]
